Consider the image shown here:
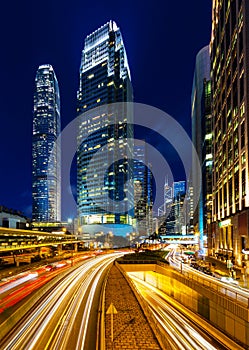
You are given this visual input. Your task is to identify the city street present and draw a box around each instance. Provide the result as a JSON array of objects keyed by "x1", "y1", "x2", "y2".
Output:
[
  {"x1": 128, "y1": 273, "x2": 246, "y2": 350},
  {"x1": 0, "y1": 253, "x2": 123, "y2": 350}
]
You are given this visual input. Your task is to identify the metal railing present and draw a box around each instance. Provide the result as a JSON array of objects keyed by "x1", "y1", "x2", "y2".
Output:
[{"x1": 157, "y1": 260, "x2": 249, "y2": 309}]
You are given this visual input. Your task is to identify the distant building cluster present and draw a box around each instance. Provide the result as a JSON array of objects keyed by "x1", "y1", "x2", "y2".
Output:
[{"x1": 157, "y1": 180, "x2": 191, "y2": 236}]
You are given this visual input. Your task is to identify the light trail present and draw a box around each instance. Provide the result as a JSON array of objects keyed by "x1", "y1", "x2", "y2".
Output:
[
  {"x1": 128, "y1": 273, "x2": 244, "y2": 350},
  {"x1": 1, "y1": 253, "x2": 123, "y2": 350},
  {"x1": 0, "y1": 272, "x2": 38, "y2": 294},
  {"x1": 166, "y1": 247, "x2": 249, "y2": 305}
]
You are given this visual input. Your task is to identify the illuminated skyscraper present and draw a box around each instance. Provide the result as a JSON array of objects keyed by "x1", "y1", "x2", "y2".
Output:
[
  {"x1": 211, "y1": 0, "x2": 249, "y2": 265},
  {"x1": 191, "y1": 46, "x2": 211, "y2": 251},
  {"x1": 77, "y1": 21, "x2": 134, "y2": 236},
  {"x1": 173, "y1": 181, "x2": 186, "y2": 199},
  {"x1": 133, "y1": 140, "x2": 153, "y2": 235},
  {"x1": 32, "y1": 64, "x2": 61, "y2": 222}
]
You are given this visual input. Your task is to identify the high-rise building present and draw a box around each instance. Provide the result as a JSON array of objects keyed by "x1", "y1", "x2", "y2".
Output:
[
  {"x1": 133, "y1": 140, "x2": 153, "y2": 235},
  {"x1": 185, "y1": 181, "x2": 194, "y2": 234},
  {"x1": 157, "y1": 177, "x2": 173, "y2": 217},
  {"x1": 32, "y1": 64, "x2": 61, "y2": 222},
  {"x1": 77, "y1": 21, "x2": 134, "y2": 236},
  {"x1": 202, "y1": 79, "x2": 213, "y2": 249},
  {"x1": 211, "y1": 0, "x2": 249, "y2": 266},
  {"x1": 173, "y1": 181, "x2": 186, "y2": 199},
  {"x1": 191, "y1": 46, "x2": 211, "y2": 252}
]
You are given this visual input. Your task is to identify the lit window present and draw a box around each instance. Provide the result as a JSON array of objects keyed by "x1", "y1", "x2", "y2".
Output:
[{"x1": 205, "y1": 133, "x2": 212, "y2": 140}]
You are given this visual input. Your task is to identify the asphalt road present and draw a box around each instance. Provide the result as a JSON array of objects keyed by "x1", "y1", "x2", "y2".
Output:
[
  {"x1": 0, "y1": 253, "x2": 123, "y2": 350},
  {"x1": 128, "y1": 273, "x2": 245, "y2": 350}
]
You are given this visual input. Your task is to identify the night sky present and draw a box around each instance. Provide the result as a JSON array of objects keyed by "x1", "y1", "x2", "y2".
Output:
[{"x1": 0, "y1": 0, "x2": 212, "y2": 219}]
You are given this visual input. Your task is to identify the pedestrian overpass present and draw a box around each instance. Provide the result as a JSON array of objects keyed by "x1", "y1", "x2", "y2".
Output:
[
  {"x1": 0, "y1": 227, "x2": 79, "y2": 252},
  {"x1": 160, "y1": 234, "x2": 198, "y2": 245}
]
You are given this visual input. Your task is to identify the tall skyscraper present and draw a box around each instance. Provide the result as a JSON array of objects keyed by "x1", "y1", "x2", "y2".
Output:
[
  {"x1": 133, "y1": 140, "x2": 153, "y2": 235},
  {"x1": 202, "y1": 79, "x2": 213, "y2": 249},
  {"x1": 32, "y1": 64, "x2": 61, "y2": 222},
  {"x1": 191, "y1": 45, "x2": 211, "y2": 252},
  {"x1": 211, "y1": 0, "x2": 249, "y2": 266},
  {"x1": 157, "y1": 177, "x2": 173, "y2": 217},
  {"x1": 77, "y1": 21, "x2": 134, "y2": 236},
  {"x1": 173, "y1": 181, "x2": 186, "y2": 199}
]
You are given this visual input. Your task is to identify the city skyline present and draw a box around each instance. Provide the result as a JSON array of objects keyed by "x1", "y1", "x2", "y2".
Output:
[
  {"x1": 0, "y1": 1, "x2": 212, "y2": 219},
  {"x1": 0, "y1": 2, "x2": 249, "y2": 348}
]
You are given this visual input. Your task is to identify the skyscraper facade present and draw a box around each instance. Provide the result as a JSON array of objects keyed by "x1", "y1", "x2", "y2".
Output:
[
  {"x1": 191, "y1": 45, "x2": 211, "y2": 252},
  {"x1": 133, "y1": 140, "x2": 153, "y2": 235},
  {"x1": 173, "y1": 181, "x2": 186, "y2": 199},
  {"x1": 211, "y1": 0, "x2": 249, "y2": 266},
  {"x1": 202, "y1": 79, "x2": 213, "y2": 250},
  {"x1": 32, "y1": 64, "x2": 61, "y2": 222},
  {"x1": 77, "y1": 21, "x2": 134, "y2": 236}
]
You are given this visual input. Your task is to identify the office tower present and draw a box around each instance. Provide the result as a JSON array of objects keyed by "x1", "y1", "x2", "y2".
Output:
[
  {"x1": 77, "y1": 21, "x2": 134, "y2": 236},
  {"x1": 133, "y1": 140, "x2": 153, "y2": 235},
  {"x1": 211, "y1": 0, "x2": 249, "y2": 266},
  {"x1": 158, "y1": 178, "x2": 173, "y2": 217},
  {"x1": 173, "y1": 181, "x2": 186, "y2": 199},
  {"x1": 185, "y1": 181, "x2": 194, "y2": 234},
  {"x1": 172, "y1": 195, "x2": 185, "y2": 234},
  {"x1": 191, "y1": 45, "x2": 210, "y2": 252},
  {"x1": 32, "y1": 64, "x2": 61, "y2": 222},
  {"x1": 202, "y1": 79, "x2": 213, "y2": 249},
  {"x1": 171, "y1": 181, "x2": 186, "y2": 234}
]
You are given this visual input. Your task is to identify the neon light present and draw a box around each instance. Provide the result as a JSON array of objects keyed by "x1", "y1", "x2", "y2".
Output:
[{"x1": 219, "y1": 219, "x2": 231, "y2": 227}]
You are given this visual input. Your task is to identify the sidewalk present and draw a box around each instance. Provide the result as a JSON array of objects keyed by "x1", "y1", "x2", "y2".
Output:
[
  {"x1": 201, "y1": 256, "x2": 249, "y2": 289},
  {"x1": 105, "y1": 264, "x2": 161, "y2": 350}
]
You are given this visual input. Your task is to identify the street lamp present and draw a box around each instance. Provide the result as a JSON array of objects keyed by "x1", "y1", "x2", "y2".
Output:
[{"x1": 67, "y1": 218, "x2": 74, "y2": 234}]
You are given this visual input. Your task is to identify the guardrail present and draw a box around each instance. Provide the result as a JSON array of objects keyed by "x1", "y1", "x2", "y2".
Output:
[
  {"x1": 96, "y1": 266, "x2": 110, "y2": 350},
  {"x1": 157, "y1": 260, "x2": 249, "y2": 308}
]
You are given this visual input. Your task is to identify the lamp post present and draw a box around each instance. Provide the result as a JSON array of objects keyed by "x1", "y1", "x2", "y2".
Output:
[
  {"x1": 68, "y1": 218, "x2": 72, "y2": 233},
  {"x1": 68, "y1": 218, "x2": 75, "y2": 265}
]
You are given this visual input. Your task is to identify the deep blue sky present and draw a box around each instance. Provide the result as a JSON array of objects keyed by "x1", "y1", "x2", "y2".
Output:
[{"x1": 0, "y1": 0, "x2": 212, "y2": 219}]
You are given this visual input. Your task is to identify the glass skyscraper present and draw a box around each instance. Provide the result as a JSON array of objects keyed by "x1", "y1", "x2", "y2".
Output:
[
  {"x1": 173, "y1": 181, "x2": 186, "y2": 199},
  {"x1": 191, "y1": 46, "x2": 211, "y2": 251},
  {"x1": 32, "y1": 64, "x2": 61, "y2": 222},
  {"x1": 77, "y1": 21, "x2": 134, "y2": 236},
  {"x1": 133, "y1": 140, "x2": 153, "y2": 235}
]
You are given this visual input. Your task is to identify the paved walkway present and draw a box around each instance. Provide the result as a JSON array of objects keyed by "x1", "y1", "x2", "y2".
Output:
[{"x1": 105, "y1": 264, "x2": 161, "y2": 350}]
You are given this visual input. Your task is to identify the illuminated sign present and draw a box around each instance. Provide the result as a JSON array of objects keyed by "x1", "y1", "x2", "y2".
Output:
[{"x1": 219, "y1": 219, "x2": 231, "y2": 228}]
